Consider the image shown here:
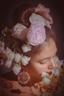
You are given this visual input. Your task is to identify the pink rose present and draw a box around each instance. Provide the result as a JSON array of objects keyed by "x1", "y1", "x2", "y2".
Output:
[{"x1": 27, "y1": 23, "x2": 46, "y2": 46}]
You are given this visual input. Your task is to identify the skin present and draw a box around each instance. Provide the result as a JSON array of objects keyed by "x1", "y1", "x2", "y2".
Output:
[{"x1": 30, "y1": 38, "x2": 57, "y2": 75}]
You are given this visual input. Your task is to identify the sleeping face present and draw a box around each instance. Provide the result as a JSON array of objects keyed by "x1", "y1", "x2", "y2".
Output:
[
  {"x1": 30, "y1": 38, "x2": 57, "y2": 75},
  {"x1": 29, "y1": 37, "x2": 62, "y2": 93}
]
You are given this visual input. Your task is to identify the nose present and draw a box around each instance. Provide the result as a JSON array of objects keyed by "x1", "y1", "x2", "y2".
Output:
[{"x1": 47, "y1": 57, "x2": 56, "y2": 73}]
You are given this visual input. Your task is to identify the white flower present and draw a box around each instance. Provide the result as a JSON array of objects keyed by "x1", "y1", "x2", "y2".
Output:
[
  {"x1": 12, "y1": 23, "x2": 27, "y2": 36},
  {"x1": 14, "y1": 53, "x2": 22, "y2": 63},
  {"x1": 29, "y1": 13, "x2": 45, "y2": 26},
  {"x1": 53, "y1": 56, "x2": 63, "y2": 67},
  {"x1": 29, "y1": 13, "x2": 52, "y2": 29},
  {"x1": 21, "y1": 44, "x2": 32, "y2": 53},
  {"x1": 21, "y1": 56, "x2": 31, "y2": 66},
  {"x1": 4, "y1": 48, "x2": 15, "y2": 68},
  {"x1": 12, "y1": 63, "x2": 21, "y2": 75},
  {"x1": 42, "y1": 76, "x2": 51, "y2": 85},
  {"x1": 5, "y1": 59, "x2": 13, "y2": 68},
  {"x1": 41, "y1": 72, "x2": 51, "y2": 85},
  {"x1": 41, "y1": 72, "x2": 49, "y2": 78},
  {"x1": 52, "y1": 68, "x2": 60, "y2": 76},
  {"x1": 5, "y1": 47, "x2": 15, "y2": 60}
]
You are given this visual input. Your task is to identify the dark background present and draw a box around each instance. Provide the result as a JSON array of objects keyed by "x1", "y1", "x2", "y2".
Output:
[{"x1": 0, "y1": 0, "x2": 64, "y2": 25}]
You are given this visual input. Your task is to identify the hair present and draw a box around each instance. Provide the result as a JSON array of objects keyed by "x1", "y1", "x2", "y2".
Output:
[{"x1": 21, "y1": 7, "x2": 35, "y2": 27}]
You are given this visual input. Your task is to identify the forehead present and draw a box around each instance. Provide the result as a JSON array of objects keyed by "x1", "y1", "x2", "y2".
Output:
[
  {"x1": 31, "y1": 38, "x2": 57, "y2": 62},
  {"x1": 41, "y1": 38, "x2": 57, "y2": 58}
]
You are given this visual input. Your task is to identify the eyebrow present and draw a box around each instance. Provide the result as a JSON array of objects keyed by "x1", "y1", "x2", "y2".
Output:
[{"x1": 39, "y1": 56, "x2": 54, "y2": 62}]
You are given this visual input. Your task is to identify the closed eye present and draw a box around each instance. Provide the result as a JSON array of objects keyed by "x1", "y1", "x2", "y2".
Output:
[{"x1": 39, "y1": 57, "x2": 51, "y2": 64}]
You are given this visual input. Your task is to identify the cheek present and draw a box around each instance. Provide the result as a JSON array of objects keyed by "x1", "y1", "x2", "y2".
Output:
[{"x1": 32, "y1": 62, "x2": 53, "y2": 75}]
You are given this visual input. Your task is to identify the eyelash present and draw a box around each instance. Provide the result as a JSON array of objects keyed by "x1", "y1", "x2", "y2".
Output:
[
  {"x1": 40, "y1": 59, "x2": 49, "y2": 64},
  {"x1": 39, "y1": 57, "x2": 53, "y2": 64}
]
